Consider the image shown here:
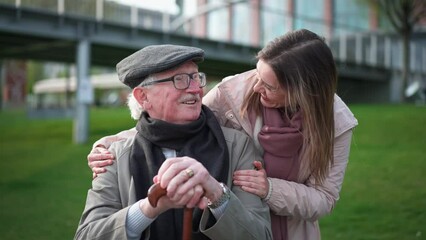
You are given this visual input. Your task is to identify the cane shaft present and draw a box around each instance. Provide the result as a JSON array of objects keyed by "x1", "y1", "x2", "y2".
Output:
[
  {"x1": 147, "y1": 183, "x2": 193, "y2": 240},
  {"x1": 183, "y1": 208, "x2": 193, "y2": 240}
]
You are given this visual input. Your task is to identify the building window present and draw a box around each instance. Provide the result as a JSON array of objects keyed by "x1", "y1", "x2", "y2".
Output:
[
  {"x1": 294, "y1": 0, "x2": 326, "y2": 36},
  {"x1": 334, "y1": 0, "x2": 370, "y2": 35},
  {"x1": 207, "y1": 0, "x2": 230, "y2": 41},
  {"x1": 261, "y1": 0, "x2": 290, "y2": 45},
  {"x1": 232, "y1": 2, "x2": 251, "y2": 45}
]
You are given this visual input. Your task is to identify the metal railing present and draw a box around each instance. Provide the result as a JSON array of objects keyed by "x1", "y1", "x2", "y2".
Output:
[
  {"x1": 330, "y1": 32, "x2": 426, "y2": 74},
  {"x1": 1, "y1": 0, "x2": 170, "y2": 30},
  {"x1": 1, "y1": 0, "x2": 425, "y2": 75}
]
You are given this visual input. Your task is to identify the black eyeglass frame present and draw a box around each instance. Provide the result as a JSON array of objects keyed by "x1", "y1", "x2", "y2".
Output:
[{"x1": 139, "y1": 72, "x2": 207, "y2": 90}]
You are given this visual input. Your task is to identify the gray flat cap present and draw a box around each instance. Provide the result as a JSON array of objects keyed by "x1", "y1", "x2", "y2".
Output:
[{"x1": 116, "y1": 44, "x2": 204, "y2": 88}]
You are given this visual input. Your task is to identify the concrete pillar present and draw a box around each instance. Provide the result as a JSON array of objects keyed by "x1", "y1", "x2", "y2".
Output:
[{"x1": 74, "y1": 39, "x2": 93, "y2": 144}]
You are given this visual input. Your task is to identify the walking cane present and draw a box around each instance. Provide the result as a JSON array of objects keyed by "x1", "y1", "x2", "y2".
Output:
[{"x1": 148, "y1": 183, "x2": 193, "y2": 240}]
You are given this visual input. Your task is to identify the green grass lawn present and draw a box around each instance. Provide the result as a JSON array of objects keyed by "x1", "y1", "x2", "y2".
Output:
[
  {"x1": 0, "y1": 105, "x2": 425, "y2": 239},
  {"x1": 321, "y1": 105, "x2": 426, "y2": 240}
]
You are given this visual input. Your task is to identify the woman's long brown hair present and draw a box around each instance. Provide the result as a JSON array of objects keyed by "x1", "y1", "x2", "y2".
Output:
[{"x1": 241, "y1": 29, "x2": 337, "y2": 184}]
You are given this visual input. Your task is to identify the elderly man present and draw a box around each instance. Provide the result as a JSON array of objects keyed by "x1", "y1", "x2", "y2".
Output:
[{"x1": 74, "y1": 45, "x2": 271, "y2": 240}]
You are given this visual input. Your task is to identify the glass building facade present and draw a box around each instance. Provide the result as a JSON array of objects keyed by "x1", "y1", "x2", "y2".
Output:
[
  {"x1": 261, "y1": 0, "x2": 291, "y2": 45},
  {"x1": 333, "y1": 0, "x2": 370, "y2": 35},
  {"x1": 294, "y1": 0, "x2": 326, "y2": 37},
  {"x1": 180, "y1": 0, "x2": 383, "y2": 46}
]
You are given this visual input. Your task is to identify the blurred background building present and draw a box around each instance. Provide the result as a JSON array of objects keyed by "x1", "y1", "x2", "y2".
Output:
[{"x1": 0, "y1": 0, "x2": 425, "y2": 142}]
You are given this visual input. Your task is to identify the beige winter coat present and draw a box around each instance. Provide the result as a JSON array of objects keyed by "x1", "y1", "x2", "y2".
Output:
[{"x1": 203, "y1": 70, "x2": 358, "y2": 240}]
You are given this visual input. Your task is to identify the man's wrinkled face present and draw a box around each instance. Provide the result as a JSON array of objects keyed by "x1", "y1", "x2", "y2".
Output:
[{"x1": 136, "y1": 61, "x2": 204, "y2": 124}]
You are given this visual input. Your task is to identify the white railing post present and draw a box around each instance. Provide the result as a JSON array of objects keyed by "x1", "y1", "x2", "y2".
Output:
[
  {"x1": 398, "y1": 40, "x2": 403, "y2": 71},
  {"x1": 15, "y1": 0, "x2": 21, "y2": 7},
  {"x1": 58, "y1": 0, "x2": 64, "y2": 15},
  {"x1": 423, "y1": 47, "x2": 426, "y2": 74},
  {"x1": 339, "y1": 34, "x2": 347, "y2": 62},
  {"x1": 96, "y1": 0, "x2": 104, "y2": 21},
  {"x1": 370, "y1": 34, "x2": 377, "y2": 66},
  {"x1": 355, "y1": 34, "x2": 362, "y2": 65},
  {"x1": 384, "y1": 36, "x2": 391, "y2": 68},
  {"x1": 410, "y1": 43, "x2": 416, "y2": 72},
  {"x1": 162, "y1": 12, "x2": 170, "y2": 33},
  {"x1": 131, "y1": 6, "x2": 138, "y2": 27}
]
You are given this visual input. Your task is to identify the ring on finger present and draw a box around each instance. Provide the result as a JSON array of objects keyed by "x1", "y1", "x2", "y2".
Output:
[{"x1": 184, "y1": 168, "x2": 195, "y2": 178}]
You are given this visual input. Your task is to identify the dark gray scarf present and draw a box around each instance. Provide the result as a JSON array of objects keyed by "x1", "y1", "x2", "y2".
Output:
[{"x1": 130, "y1": 105, "x2": 229, "y2": 240}]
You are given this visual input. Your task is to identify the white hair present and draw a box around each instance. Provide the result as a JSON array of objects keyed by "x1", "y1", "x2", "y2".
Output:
[
  {"x1": 127, "y1": 92, "x2": 143, "y2": 120},
  {"x1": 127, "y1": 75, "x2": 156, "y2": 120}
]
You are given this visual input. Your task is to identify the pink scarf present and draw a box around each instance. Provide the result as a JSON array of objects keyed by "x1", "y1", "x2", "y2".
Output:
[{"x1": 255, "y1": 107, "x2": 303, "y2": 240}]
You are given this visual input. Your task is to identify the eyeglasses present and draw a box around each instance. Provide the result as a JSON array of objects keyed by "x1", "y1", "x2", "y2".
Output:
[
  {"x1": 256, "y1": 77, "x2": 279, "y2": 92},
  {"x1": 140, "y1": 72, "x2": 207, "y2": 90}
]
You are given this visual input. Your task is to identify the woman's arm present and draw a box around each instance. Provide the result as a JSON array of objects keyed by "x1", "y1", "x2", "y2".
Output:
[{"x1": 88, "y1": 127, "x2": 137, "y2": 177}]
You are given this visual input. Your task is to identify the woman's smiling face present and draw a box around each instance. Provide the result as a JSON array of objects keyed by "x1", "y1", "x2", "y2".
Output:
[{"x1": 253, "y1": 60, "x2": 288, "y2": 109}]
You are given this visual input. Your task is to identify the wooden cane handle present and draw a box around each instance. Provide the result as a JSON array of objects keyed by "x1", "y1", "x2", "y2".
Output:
[
  {"x1": 147, "y1": 183, "x2": 193, "y2": 240},
  {"x1": 147, "y1": 183, "x2": 167, "y2": 207}
]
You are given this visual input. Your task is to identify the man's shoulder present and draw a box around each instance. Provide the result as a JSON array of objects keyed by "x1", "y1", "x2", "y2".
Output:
[
  {"x1": 220, "y1": 126, "x2": 250, "y2": 143},
  {"x1": 109, "y1": 136, "x2": 135, "y2": 160}
]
